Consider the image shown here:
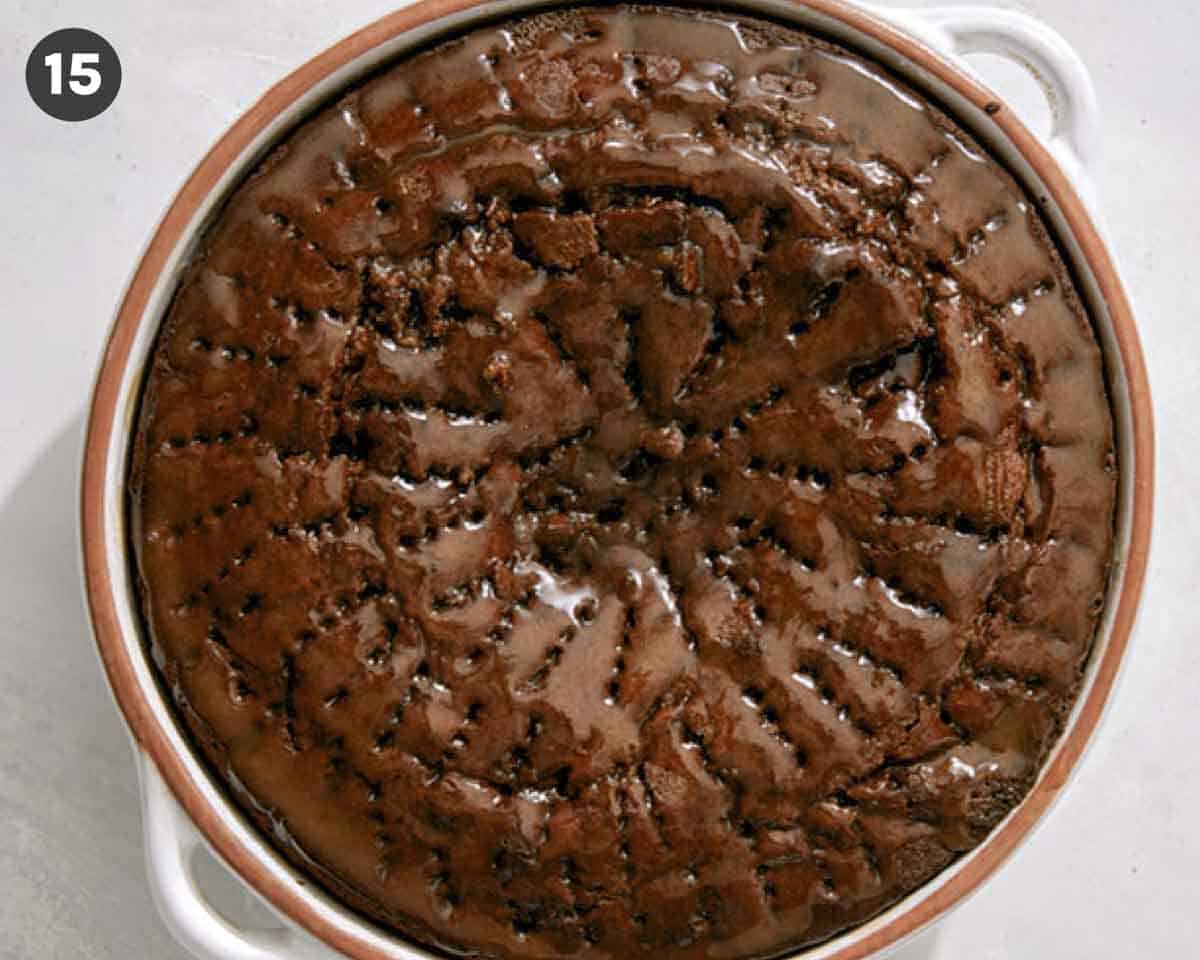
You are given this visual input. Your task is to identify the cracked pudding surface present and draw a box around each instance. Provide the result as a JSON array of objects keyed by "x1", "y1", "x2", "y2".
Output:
[{"x1": 130, "y1": 6, "x2": 1117, "y2": 959}]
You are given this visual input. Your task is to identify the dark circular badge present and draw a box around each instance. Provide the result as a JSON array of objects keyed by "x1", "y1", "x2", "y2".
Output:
[{"x1": 26, "y1": 28, "x2": 121, "y2": 122}]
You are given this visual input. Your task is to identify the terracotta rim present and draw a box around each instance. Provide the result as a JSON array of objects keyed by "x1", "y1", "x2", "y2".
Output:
[{"x1": 80, "y1": 2, "x2": 1154, "y2": 958}]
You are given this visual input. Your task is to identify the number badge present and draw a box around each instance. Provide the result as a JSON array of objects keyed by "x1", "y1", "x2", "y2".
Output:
[{"x1": 26, "y1": 28, "x2": 121, "y2": 122}]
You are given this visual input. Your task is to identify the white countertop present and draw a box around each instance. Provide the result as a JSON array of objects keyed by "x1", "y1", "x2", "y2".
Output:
[{"x1": 1, "y1": 1, "x2": 1195, "y2": 957}]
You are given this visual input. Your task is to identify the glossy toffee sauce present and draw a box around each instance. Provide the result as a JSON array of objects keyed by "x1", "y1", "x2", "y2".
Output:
[{"x1": 131, "y1": 7, "x2": 1116, "y2": 958}]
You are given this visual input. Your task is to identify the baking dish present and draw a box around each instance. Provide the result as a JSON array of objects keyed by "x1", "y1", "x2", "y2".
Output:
[{"x1": 80, "y1": 2, "x2": 1153, "y2": 958}]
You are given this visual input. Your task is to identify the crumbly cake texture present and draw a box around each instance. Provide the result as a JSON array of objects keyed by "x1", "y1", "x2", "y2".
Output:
[{"x1": 131, "y1": 6, "x2": 1117, "y2": 958}]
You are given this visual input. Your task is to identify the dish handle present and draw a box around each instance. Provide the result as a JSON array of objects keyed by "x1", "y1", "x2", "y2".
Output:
[
  {"x1": 138, "y1": 751, "x2": 333, "y2": 960},
  {"x1": 867, "y1": 4, "x2": 1102, "y2": 208}
]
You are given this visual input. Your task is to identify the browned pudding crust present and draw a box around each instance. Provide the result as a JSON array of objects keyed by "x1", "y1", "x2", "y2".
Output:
[{"x1": 131, "y1": 6, "x2": 1116, "y2": 958}]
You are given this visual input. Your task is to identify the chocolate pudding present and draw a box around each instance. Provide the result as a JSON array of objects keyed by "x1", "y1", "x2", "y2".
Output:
[{"x1": 130, "y1": 6, "x2": 1117, "y2": 958}]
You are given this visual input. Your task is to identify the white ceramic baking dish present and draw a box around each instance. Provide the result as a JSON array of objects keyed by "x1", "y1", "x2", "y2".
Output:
[{"x1": 81, "y1": 3, "x2": 1154, "y2": 959}]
